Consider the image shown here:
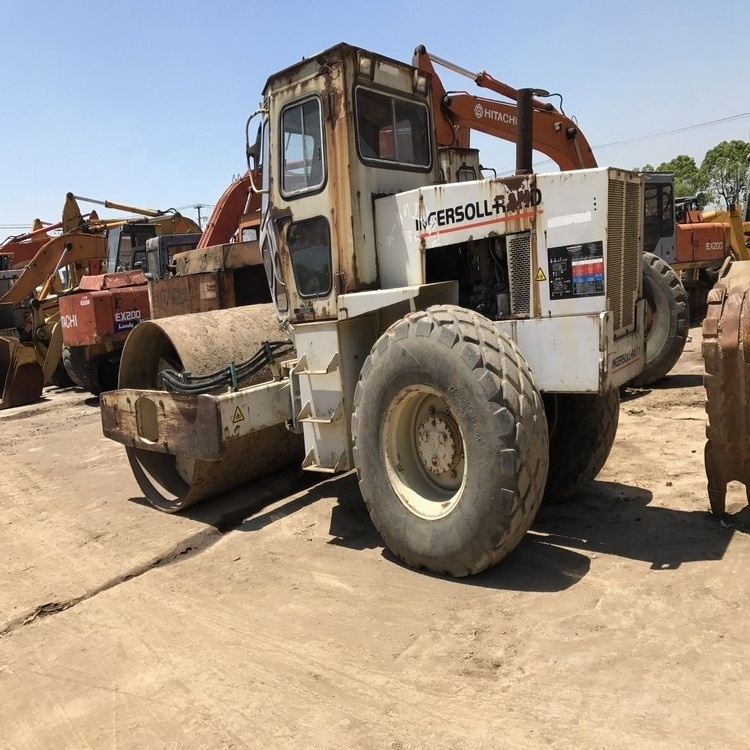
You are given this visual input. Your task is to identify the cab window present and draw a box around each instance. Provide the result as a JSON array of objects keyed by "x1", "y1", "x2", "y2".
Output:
[
  {"x1": 287, "y1": 216, "x2": 332, "y2": 298},
  {"x1": 355, "y1": 87, "x2": 431, "y2": 169},
  {"x1": 643, "y1": 182, "x2": 674, "y2": 253},
  {"x1": 280, "y1": 97, "x2": 325, "y2": 196}
]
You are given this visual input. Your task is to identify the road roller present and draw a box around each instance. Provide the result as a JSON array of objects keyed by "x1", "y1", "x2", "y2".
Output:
[{"x1": 100, "y1": 43, "x2": 647, "y2": 576}]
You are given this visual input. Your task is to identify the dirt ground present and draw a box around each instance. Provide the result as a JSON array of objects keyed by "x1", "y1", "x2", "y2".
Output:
[{"x1": 1, "y1": 323, "x2": 748, "y2": 749}]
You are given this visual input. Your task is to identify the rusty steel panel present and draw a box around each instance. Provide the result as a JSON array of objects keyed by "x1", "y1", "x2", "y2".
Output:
[
  {"x1": 101, "y1": 389, "x2": 223, "y2": 460},
  {"x1": 59, "y1": 286, "x2": 150, "y2": 346},
  {"x1": 149, "y1": 272, "x2": 237, "y2": 319},
  {"x1": 173, "y1": 240, "x2": 262, "y2": 276},
  {"x1": 702, "y1": 260, "x2": 750, "y2": 515},
  {"x1": 78, "y1": 270, "x2": 148, "y2": 291}
]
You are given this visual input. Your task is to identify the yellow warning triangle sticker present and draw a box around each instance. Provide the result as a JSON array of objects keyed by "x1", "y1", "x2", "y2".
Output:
[
  {"x1": 535, "y1": 267, "x2": 547, "y2": 282},
  {"x1": 232, "y1": 406, "x2": 245, "y2": 423}
]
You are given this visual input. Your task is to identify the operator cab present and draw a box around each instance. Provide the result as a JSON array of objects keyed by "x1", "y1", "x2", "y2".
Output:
[
  {"x1": 253, "y1": 43, "x2": 439, "y2": 324},
  {"x1": 643, "y1": 173, "x2": 676, "y2": 264},
  {"x1": 107, "y1": 223, "x2": 159, "y2": 272}
]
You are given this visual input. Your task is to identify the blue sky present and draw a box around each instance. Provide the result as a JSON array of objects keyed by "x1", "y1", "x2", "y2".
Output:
[{"x1": 1, "y1": 0, "x2": 748, "y2": 233}]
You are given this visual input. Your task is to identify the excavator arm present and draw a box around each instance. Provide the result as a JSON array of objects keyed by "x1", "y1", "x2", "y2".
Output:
[
  {"x1": 414, "y1": 46, "x2": 598, "y2": 171},
  {"x1": 0, "y1": 220, "x2": 61, "y2": 268}
]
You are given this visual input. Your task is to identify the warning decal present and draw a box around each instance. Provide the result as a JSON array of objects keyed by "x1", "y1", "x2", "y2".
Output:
[
  {"x1": 232, "y1": 406, "x2": 245, "y2": 424},
  {"x1": 535, "y1": 267, "x2": 547, "y2": 282},
  {"x1": 548, "y1": 241, "x2": 605, "y2": 300}
]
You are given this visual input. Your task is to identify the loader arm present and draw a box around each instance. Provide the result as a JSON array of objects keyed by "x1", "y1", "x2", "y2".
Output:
[
  {"x1": 414, "y1": 46, "x2": 598, "y2": 171},
  {"x1": 0, "y1": 231, "x2": 106, "y2": 305}
]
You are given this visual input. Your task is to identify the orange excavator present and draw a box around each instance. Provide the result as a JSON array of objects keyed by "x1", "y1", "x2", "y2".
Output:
[{"x1": 413, "y1": 46, "x2": 727, "y2": 386}]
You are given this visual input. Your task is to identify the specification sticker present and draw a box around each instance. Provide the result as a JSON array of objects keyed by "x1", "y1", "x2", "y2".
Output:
[{"x1": 548, "y1": 241, "x2": 604, "y2": 300}]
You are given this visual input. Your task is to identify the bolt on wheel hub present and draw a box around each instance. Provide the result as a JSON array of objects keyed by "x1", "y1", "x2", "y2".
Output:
[{"x1": 416, "y1": 413, "x2": 460, "y2": 476}]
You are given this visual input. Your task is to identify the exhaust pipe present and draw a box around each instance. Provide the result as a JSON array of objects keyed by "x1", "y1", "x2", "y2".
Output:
[{"x1": 515, "y1": 88, "x2": 549, "y2": 176}]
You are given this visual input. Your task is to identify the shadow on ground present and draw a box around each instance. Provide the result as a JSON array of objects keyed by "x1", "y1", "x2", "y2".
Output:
[{"x1": 129, "y1": 469, "x2": 741, "y2": 595}]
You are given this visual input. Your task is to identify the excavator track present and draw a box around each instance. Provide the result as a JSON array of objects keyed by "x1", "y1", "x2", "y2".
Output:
[
  {"x1": 117, "y1": 304, "x2": 303, "y2": 512},
  {"x1": 702, "y1": 260, "x2": 750, "y2": 516}
]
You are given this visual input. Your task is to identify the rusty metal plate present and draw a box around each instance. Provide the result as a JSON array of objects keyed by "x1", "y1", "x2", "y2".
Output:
[{"x1": 702, "y1": 260, "x2": 750, "y2": 515}]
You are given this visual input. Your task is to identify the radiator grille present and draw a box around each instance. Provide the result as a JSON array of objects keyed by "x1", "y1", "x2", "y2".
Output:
[
  {"x1": 507, "y1": 232, "x2": 531, "y2": 317},
  {"x1": 607, "y1": 176, "x2": 642, "y2": 333}
]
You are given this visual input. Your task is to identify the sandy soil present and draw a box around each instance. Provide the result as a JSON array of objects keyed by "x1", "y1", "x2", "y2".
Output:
[{"x1": 1, "y1": 324, "x2": 748, "y2": 749}]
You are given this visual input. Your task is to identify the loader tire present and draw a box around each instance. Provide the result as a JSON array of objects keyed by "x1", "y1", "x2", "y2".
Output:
[
  {"x1": 61, "y1": 345, "x2": 92, "y2": 391},
  {"x1": 351, "y1": 305, "x2": 549, "y2": 577},
  {"x1": 702, "y1": 259, "x2": 750, "y2": 516},
  {"x1": 629, "y1": 252, "x2": 689, "y2": 387},
  {"x1": 542, "y1": 390, "x2": 620, "y2": 504}
]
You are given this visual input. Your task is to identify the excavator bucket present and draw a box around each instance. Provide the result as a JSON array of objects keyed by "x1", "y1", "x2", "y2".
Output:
[
  {"x1": 0, "y1": 336, "x2": 44, "y2": 409},
  {"x1": 702, "y1": 259, "x2": 750, "y2": 515}
]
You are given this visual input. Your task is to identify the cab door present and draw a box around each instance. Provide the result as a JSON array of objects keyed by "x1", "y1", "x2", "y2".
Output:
[{"x1": 260, "y1": 92, "x2": 335, "y2": 324}]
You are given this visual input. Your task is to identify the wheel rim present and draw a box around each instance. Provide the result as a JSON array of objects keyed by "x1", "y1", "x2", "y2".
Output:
[
  {"x1": 382, "y1": 386, "x2": 465, "y2": 520},
  {"x1": 643, "y1": 296, "x2": 655, "y2": 337}
]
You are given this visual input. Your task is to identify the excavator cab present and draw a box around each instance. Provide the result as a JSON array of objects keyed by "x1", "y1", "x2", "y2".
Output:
[
  {"x1": 107, "y1": 223, "x2": 159, "y2": 272},
  {"x1": 643, "y1": 173, "x2": 676, "y2": 262}
]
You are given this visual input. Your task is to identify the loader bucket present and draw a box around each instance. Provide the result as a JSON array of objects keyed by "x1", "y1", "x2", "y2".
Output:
[
  {"x1": 0, "y1": 336, "x2": 44, "y2": 409},
  {"x1": 116, "y1": 304, "x2": 303, "y2": 511},
  {"x1": 702, "y1": 260, "x2": 750, "y2": 515}
]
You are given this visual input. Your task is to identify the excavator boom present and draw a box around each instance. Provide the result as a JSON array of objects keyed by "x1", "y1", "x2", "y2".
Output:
[
  {"x1": 0, "y1": 232, "x2": 106, "y2": 306},
  {"x1": 197, "y1": 171, "x2": 256, "y2": 249},
  {"x1": 414, "y1": 46, "x2": 597, "y2": 171}
]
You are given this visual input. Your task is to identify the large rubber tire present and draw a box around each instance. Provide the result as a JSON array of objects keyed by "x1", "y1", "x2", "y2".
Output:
[
  {"x1": 702, "y1": 259, "x2": 750, "y2": 516},
  {"x1": 351, "y1": 305, "x2": 549, "y2": 577},
  {"x1": 61, "y1": 345, "x2": 92, "y2": 390},
  {"x1": 85, "y1": 353, "x2": 121, "y2": 396},
  {"x1": 542, "y1": 390, "x2": 620, "y2": 504},
  {"x1": 629, "y1": 252, "x2": 690, "y2": 387}
]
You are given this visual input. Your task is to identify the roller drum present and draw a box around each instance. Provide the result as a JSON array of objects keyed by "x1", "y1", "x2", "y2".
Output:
[{"x1": 119, "y1": 304, "x2": 303, "y2": 512}]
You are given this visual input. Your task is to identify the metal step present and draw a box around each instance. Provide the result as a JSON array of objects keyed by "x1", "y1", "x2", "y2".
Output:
[{"x1": 301, "y1": 448, "x2": 349, "y2": 473}]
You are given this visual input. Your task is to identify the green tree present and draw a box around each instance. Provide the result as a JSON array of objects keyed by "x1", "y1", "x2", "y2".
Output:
[
  {"x1": 700, "y1": 140, "x2": 750, "y2": 207},
  {"x1": 655, "y1": 155, "x2": 708, "y2": 203}
]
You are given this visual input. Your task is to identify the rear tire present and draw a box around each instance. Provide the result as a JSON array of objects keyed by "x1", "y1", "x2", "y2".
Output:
[
  {"x1": 61, "y1": 345, "x2": 91, "y2": 390},
  {"x1": 629, "y1": 252, "x2": 689, "y2": 387},
  {"x1": 351, "y1": 305, "x2": 549, "y2": 577},
  {"x1": 86, "y1": 353, "x2": 120, "y2": 395},
  {"x1": 49, "y1": 362, "x2": 74, "y2": 388},
  {"x1": 543, "y1": 390, "x2": 620, "y2": 504}
]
